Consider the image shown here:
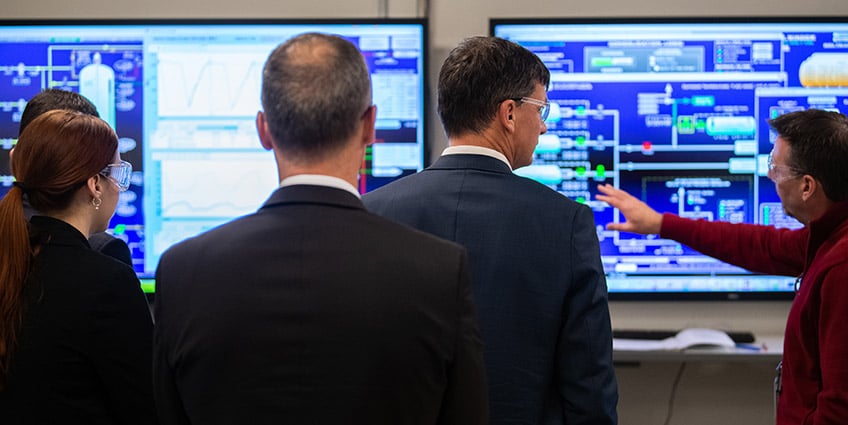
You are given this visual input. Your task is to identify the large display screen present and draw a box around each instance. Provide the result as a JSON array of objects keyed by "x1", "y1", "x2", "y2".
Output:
[
  {"x1": 0, "y1": 19, "x2": 428, "y2": 290},
  {"x1": 492, "y1": 18, "x2": 848, "y2": 300}
]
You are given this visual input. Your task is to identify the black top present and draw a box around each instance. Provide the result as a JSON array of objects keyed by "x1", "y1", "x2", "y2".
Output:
[{"x1": 0, "y1": 216, "x2": 156, "y2": 425}]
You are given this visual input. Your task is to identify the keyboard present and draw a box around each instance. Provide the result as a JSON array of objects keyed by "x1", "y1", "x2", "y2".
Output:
[{"x1": 613, "y1": 329, "x2": 756, "y2": 343}]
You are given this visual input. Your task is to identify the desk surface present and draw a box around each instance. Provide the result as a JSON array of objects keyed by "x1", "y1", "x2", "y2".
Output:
[{"x1": 613, "y1": 335, "x2": 783, "y2": 362}]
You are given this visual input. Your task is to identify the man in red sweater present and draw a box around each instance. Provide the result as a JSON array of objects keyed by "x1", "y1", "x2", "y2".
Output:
[{"x1": 597, "y1": 108, "x2": 848, "y2": 425}]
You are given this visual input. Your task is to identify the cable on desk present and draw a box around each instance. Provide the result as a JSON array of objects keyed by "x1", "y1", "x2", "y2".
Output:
[{"x1": 663, "y1": 362, "x2": 687, "y2": 425}]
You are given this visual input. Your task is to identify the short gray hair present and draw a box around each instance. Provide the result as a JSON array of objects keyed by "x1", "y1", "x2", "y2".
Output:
[{"x1": 261, "y1": 33, "x2": 371, "y2": 160}]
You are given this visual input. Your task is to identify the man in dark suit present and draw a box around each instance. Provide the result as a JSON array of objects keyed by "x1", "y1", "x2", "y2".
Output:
[
  {"x1": 15, "y1": 88, "x2": 133, "y2": 266},
  {"x1": 364, "y1": 36, "x2": 619, "y2": 425},
  {"x1": 153, "y1": 33, "x2": 488, "y2": 425}
]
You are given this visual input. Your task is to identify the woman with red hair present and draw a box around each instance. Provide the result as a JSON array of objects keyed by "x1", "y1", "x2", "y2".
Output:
[{"x1": 0, "y1": 110, "x2": 155, "y2": 424}]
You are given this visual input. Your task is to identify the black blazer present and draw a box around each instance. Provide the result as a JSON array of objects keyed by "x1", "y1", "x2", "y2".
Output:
[
  {"x1": 0, "y1": 216, "x2": 156, "y2": 425},
  {"x1": 364, "y1": 154, "x2": 619, "y2": 425},
  {"x1": 153, "y1": 185, "x2": 488, "y2": 425},
  {"x1": 89, "y1": 232, "x2": 133, "y2": 267}
]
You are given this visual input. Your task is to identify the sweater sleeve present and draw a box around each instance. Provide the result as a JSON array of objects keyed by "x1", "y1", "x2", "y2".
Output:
[{"x1": 660, "y1": 212, "x2": 806, "y2": 277}]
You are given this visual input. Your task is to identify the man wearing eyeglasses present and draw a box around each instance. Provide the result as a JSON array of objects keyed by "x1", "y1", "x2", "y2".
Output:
[
  {"x1": 13, "y1": 88, "x2": 134, "y2": 266},
  {"x1": 364, "y1": 36, "x2": 618, "y2": 425},
  {"x1": 596, "y1": 109, "x2": 848, "y2": 424}
]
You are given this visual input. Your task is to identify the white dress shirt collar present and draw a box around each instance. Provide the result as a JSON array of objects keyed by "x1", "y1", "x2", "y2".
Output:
[
  {"x1": 279, "y1": 174, "x2": 361, "y2": 199},
  {"x1": 442, "y1": 145, "x2": 512, "y2": 169}
]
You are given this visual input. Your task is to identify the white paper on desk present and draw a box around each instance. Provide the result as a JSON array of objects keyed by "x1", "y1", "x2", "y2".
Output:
[
  {"x1": 614, "y1": 328, "x2": 736, "y2": 351},
  {"x1": 613, "y1": 338, "x2": 669, "y2": 351}
]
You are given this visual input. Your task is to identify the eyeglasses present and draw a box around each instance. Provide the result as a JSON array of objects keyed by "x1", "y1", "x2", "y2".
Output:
[
  {"x1": 766, "y1": 151, "x2": 802, "y2": 184},
  {"x1": 511, "y1": 97, "x2": 551, "y2": 121},
  {"x1": 100, "y1": 160, "x2": 133, "y2": 192}
]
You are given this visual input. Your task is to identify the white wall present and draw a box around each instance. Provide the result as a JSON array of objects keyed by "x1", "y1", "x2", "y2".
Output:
[{"x1": 5, "y1": 1, "x2": 846, "y2": 424}]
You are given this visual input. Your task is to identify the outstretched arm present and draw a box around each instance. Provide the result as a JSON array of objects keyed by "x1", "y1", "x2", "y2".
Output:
[
  {"x1": 598, "y1": 183, "x2": 805, "y2": 276},
  {"x1": 595, "y1": 184, "x2": 663, "y2": 235}
]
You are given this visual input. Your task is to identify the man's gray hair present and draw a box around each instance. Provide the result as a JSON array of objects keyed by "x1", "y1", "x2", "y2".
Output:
[{"x1": 261, "y1": 33, "x2": 372, "y2": 160}]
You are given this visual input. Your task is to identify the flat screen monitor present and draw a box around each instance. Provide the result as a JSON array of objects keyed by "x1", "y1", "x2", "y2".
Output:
[
  {"x1": 492, "y1": 17, "x2": 848, "y2": 300},
  {"x1": 0, "y1": 19, "x2": 428, "y2": 293}
]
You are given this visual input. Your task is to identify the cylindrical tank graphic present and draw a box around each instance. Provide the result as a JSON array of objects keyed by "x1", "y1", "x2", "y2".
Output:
[
  {"x1": 798, "y1": 53, "x2": 848, "y2": 87},
  {"x1": 79, "y1": 52, "x2": 116, "y2": 129}
]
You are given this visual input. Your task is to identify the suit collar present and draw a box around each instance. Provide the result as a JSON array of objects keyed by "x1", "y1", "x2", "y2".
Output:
[
  {"x1": 261, "y1": 184, "x2": 366, "y2": 211},
  {"x1": 428, "y1": 153, "x2": 514, "y2": 174},
  {"x1": 29, "y1": 215, "x2": 91, "y2": 249}
]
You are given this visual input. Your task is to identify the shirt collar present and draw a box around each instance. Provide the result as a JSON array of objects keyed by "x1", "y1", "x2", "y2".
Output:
[
  {"x1": 442, "y1": 145, "x2": 512, "y2": 169},
  {"x1": 279, "y1": 174, "x2": 361, "y2": 199}
]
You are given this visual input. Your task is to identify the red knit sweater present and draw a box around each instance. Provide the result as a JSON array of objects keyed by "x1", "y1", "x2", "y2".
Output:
[{"x1": 661, "y1": 202, "x2": 848, "y2": 425}]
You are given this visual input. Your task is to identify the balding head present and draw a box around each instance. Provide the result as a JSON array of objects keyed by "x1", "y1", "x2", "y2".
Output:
[{"x1": 260, "y1": 33, "x2": 372, "y2": 162}]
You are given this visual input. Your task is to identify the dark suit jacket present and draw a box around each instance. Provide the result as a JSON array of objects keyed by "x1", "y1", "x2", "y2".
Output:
[
  {"x1": 153, "y1": 185, "x2": 488, "y2": 425},
  {"x1": 89, "y1": 232, "x2": 133, "y2": 267},
  {"x1": 364, "y1": 154, "x2": 618, "y2": 425},
  {"x1": 0, "y1": 216, "x2": 156, "y2": 425}
]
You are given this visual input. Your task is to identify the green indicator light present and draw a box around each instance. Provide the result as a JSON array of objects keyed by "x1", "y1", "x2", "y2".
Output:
[
  {"x1": 576, "y1": 136, "x2": 586, "y2": 146},
  {"x1": 113, "y1": 224, "x2": 126, "y2": 235},
  {"x1": 591, "y1": 57, "x2": 614, "y2": 67},
  {"x1": 139, "y1": 279, "x2": 155, "y2": 294},
  {"x1": 576, "y1": 196, "x2": 586, "y2": 204},
  {"x1": 595, "y1": 164, "x2": 606, "y2": 179},
  {"x1": 576, "y1": 166, "x2": 586, "y2": 176},
  {"x1": 575, "y1": 106, "x2": 586, "y2": 115},
  {"x1": 677, "y1": 116, "x2": 695, "y2": 134}
]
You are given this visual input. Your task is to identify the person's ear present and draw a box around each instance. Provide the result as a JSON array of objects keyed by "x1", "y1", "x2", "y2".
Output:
[
  {"x1": 800, "y1": 174, "x2": 818, "y2": 202},
  {"x1": 256, "y1": 111, "x2": 274, "y2": 151},
  {"x1": 497, "y1": 99, "x2": 517, "y2": 134},
  {"x1": 360, "y1": 104, "x2": 377, "y2": 147},
  {"x1": 87, "y1": 174, "x2": 103, "y2": 197}
]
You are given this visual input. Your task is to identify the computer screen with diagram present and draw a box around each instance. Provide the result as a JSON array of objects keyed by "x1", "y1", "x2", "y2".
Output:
[
  {"x1": 492, "y1": 17, "x2": 848, "y2": 299},
  {"x1": 0, "y1": 19, "x2": 428, "y2": 290}
]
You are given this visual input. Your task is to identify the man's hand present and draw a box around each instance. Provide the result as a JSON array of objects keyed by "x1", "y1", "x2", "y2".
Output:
[{"x1": 595, "y1": 184, "x2": 663, "y2": 235}]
